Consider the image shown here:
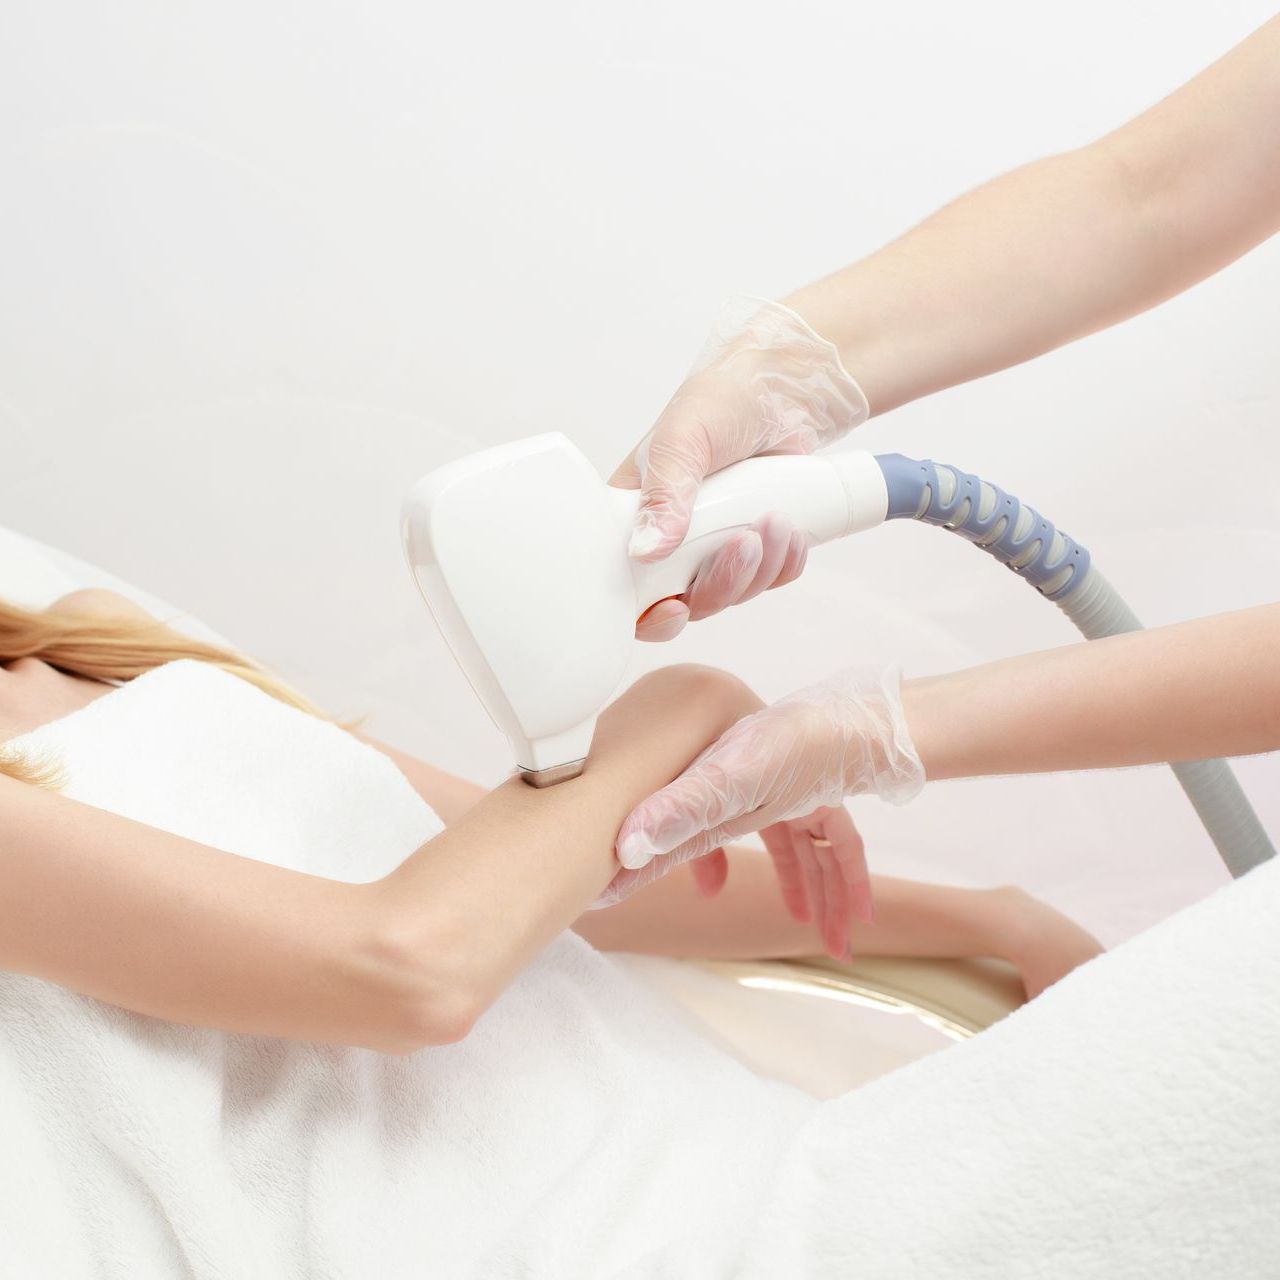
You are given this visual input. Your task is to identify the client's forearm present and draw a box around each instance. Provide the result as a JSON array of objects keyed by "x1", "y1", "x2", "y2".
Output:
[
  {"x1": 368, "y1": 666, "x2": 761, "y2": 1032},
  {"x1": 580, "y1": 853, "x2": 1014, "y2": 964},
  {"x1": 904, "y1": 603, "x2": 1280, "y2": 780}
]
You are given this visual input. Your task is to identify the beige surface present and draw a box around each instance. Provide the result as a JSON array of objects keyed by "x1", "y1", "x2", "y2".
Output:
[{"x1": 614, "y1": 953, "x2": 1025, "y2": 1100}]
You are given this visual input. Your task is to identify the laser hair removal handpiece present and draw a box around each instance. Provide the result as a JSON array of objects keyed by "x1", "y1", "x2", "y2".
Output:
[
  {"x1": 401, "y1": 432, "x2": 889, "y2": 786},
  {"x1": 403, "y1": 432, "x2": 1274, "y2": 879}
]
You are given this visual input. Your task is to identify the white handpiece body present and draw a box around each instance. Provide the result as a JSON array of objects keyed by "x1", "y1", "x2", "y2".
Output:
[
  {"x1": 401, "y1": 434, "x2": 888, "y2": 784},
  {"x1": 614, "y1": 450, "x2": 889, "y2": 613}
]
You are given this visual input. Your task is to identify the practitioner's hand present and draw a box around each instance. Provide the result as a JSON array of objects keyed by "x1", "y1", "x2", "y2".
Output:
[
  {"x1": 613, "y1": 295, "x2": 869, "y2": 641},
  {"x1": 614, "y1": 664, "x2": 925, "y2": 910},
  {"x1": 633, "y1": 512, "x2": 809, "y2": 643}
]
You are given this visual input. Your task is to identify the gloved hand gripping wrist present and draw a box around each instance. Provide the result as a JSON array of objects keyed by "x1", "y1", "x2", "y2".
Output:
[{"x1": 615, "y1": 663, "x2": 925, "y2": 872}]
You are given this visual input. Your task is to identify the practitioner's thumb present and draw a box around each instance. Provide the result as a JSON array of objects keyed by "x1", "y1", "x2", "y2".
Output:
[
  {"x1": 616, "y1": 764, "x2": 738, "y2": 870},
  {"x1": 616, "y1": 794, "x2": 689, "y2": 869},
  {"x1": 628, "y1": 482, "x2": 696, "y2": 562},
  {"x1": 626, "y1": 418, "x2": 712, "y2": 561}
]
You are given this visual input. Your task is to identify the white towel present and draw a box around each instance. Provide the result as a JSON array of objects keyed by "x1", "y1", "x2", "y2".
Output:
[
  {"x1": 733, "y1": 843, "x2": 1280, "y2": 1279},
  {"x1": 0, "y1": 659, "x2": 811, "y2": 1279},
  {"x1": 1, "y1": 658, "x2": 1277, "y2": 1278}
]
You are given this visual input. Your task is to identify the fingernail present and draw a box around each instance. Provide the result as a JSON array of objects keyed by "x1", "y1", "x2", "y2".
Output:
[
  {"x1": 618, "y1": 831, "x2": 659, "y2": 870},
  {"x1": 637, "y1": 616, "x2": 686, "y2": 643},
  {"x1": 628, "y1": 516, "x2": 664, "y2": 559}
]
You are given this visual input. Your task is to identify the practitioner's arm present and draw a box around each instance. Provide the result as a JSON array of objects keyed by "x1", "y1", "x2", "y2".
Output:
[
  {"x1": 786, "y1": 15, "x2": 1280, "y2": 414},
  {"x1": 615, "y1": 18, "x2": 1280, "y2": 603},
  {"x1": 904, "y1": 603, "x2": 1280, "y2": 781},
  {"x1": 621, "y1": 603, "x2": 1280, "y2": 874}
]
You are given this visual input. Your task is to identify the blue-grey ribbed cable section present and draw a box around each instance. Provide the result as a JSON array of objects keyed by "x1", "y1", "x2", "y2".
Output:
[{"x1": 876, "y1": 452, "x2": 1275, "y2": 879}]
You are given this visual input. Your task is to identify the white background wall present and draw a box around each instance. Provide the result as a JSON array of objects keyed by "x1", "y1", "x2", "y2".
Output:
[{"x1": 2, "y1": 2, "x2": 1277, "y2": 944}]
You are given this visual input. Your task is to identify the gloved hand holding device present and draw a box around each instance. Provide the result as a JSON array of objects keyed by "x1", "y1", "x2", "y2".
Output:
[{"x1": 612, "y1": 295, "x2": 870, "y2": 641}]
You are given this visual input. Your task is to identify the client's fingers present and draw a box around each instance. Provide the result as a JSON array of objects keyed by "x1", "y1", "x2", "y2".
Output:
[
  {"x1": 823, "y1": 806, "x2": 873, "y2": 926},
  {"x1": 791, "y1": 827, "x2": 828, "y2": 948},
  {"x1": 761, "y1": 822, "x2": 811, "y2": 924},
  {"x1": 689, "y1": 849, "x2": 729, "y2": 897},
  {"x1": 813, "y1": 830, "x2": 849, "y2": 960}
]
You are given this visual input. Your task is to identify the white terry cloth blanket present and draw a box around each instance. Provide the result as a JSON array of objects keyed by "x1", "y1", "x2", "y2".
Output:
[
  {"x1": 737, "y1": 851, "x2": 1280, "y2": 1279},
  {"x1": 0, "y1": 659, "x2": 1277, "y2": 1278}
]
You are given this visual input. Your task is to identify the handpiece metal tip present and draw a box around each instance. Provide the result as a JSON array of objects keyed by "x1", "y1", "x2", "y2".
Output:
[{"x1": 519, "y1": 759, "x2": 587, "y2": 788}]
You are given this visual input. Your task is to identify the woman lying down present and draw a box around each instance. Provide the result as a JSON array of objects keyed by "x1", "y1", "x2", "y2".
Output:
[{"x1": 0, "y1": 588, "x2": 1274, "y2": 1279}]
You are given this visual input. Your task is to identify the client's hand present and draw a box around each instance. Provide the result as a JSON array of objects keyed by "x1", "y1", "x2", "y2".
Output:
[{"x1": 606, "y1": 803, "x2": 870, "y2": 961}]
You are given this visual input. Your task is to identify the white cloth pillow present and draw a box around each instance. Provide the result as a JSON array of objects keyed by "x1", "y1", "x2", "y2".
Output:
[{"x1": 0, "y1": 525, "x2": 230, "y2": 648}]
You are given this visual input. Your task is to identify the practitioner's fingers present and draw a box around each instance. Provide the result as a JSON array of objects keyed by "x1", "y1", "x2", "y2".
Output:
[
  {"x1": 635, "y1": 597, "x2": 690, "y2": 642},
  {"x1": 760, "y1": 821, "x2": 812, "y2": 924},
  {"x1": 736, "y1": 512, "x2": 797, "y2": 605},
  {"x1": 636, "y1": 518, "x2": 781, "y2": 640},
  {"x1": 770, "y1": 527, "x2": 810, "y2": 592},
  {"x1": 684, "y1": 530, "x2": 764, "y2": 622}
]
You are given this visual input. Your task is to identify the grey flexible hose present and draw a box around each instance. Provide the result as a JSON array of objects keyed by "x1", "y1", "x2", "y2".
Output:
[{"x1": 877, "y1": 453, "x2": 1275, "y2": 879}]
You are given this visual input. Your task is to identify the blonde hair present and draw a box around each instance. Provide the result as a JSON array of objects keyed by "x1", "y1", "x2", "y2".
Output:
[{"x1": 0, "y1": 595, "x2": 330, "y2": 787}]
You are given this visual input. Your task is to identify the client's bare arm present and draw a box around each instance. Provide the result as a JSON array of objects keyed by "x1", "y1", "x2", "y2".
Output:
[
  {"x1": 575, "y1": 852, "x2": 1101, "y2": 1000},
  {"x1": 0, "y1": 664, "x2": 758, "y2": 1056},
  {"x1": 361, "y1": 734, "x2": 1103, "y2": 1000},
  {"x1": 365, "y1": 665, "x2": 762, "y2": 1038}
]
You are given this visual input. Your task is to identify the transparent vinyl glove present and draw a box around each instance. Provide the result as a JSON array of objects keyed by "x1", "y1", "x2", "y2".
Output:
[
  {"x1": 602, "y1": 666, "x2": 925, "y2": 943},
  {"x1": 613, "y1": 295, "x2": 870, "y2": 641}
]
